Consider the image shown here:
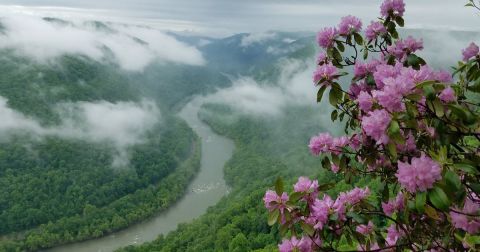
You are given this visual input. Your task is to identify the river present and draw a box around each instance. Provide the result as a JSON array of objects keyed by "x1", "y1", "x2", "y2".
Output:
[{"x1": 47, "y1": 97, "x2": 235, "y2": 252}]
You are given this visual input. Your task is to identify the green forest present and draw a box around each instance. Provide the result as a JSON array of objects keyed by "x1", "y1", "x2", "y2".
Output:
[{"x1": 0, "y1": 48, "x2": 212, "y2": 250}]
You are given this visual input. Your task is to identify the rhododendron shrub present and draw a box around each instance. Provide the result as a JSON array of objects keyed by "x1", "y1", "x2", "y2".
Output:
[{"x1": 265, "y1": 0, "x2": 480, "y2": 251}]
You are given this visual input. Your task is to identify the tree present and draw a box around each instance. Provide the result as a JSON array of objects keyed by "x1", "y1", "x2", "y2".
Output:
[{"x1": 266, "y1": 0, "x2": 480, "y2": 250}]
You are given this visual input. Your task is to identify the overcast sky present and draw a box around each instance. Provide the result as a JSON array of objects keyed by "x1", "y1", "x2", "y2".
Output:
[{"x1": 0, "y1": 0, "x2": 478, "y2": 36}]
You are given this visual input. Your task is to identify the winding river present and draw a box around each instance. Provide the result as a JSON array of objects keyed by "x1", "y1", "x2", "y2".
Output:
[{"x1": 47, "y1": 97, "x2": 235, "y2": 252}]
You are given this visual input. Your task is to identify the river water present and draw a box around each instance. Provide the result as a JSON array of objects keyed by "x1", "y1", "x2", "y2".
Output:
[{"x1": 47, "y1": 97, "x2": 235, "y2": 252}]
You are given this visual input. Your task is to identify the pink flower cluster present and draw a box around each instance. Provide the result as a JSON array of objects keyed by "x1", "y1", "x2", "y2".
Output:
[
  {"x1": 462, "y1": 42, "x2": 479, "y2": 61},
  {"x1": 387, "y1": 36, "x2": 423, "y2": 60},
  {"x1": 294, "y1": 177, "x2": 319, "y2": 202},
  {"x1": 450, "y1": 197, "x2": 480, "y2": 234},
  {"x1": 312, "y1": 63, "x2": 338, "y2": 87},
  {"x1": 308, "y1": 133, "x2": 350, "y2": 156},
  {"x1": 338, "y1": 15, "x2": 362, "y2": 35},
  {"x1": 380, "y1": 0, "x2": 405, "y2": 18},
  {"x1": 279, "y1": 236, "x2": 318, "y2": 252},
  {"x1": 438, "y1": 86, "x2": 456, "y2": 103},
  {"x1": 356, "y1": 221, "x2": 374, "y2": 235},
  {"x1": 395, "y1": 153, "x2": 442, "y2": 193},
  {"x1": 308, "y1": 187, "x2": 370, "y2": 230},
  {"x1": 316, "y1": 52, "x2": 327, "y2": 65},
  {"x1": 316, "y1": 27, "x2": 337, "y2": 49},
  {"x1": 382, "y1": 192, "x2": 405, "y2": 216},
  {"x1": 386, "y1": 224, "x2": 405, "y2": 245},
  {"x1": 264, "y1": 190, "x2": 289, "y2": 220},
  {"x1": 361, "y1": 109, "x2": 391, "y2": 145},
  {"x1": 365, "y1": 21, "x2": 387, "y2": 41}
]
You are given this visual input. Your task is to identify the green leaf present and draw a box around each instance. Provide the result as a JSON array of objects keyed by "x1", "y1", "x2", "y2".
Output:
[
  {"x1": 331, "y1": 110, "x2": 338, "y2": 121},
  {"x1": 331, "y1": 47, "x2": 343, "y2": 63},
  {"x1": 467, "y1": 78, "x2": 480, "y2": 93},
  {"x1": 363, "y1": 48, "x2": 369, "y2": 60},
  {"x1": 381, "y1": 183, "x2": 389, "y2": 202},
  {"x1": 415, "y1": 191, "x2": 427, "y2": 214},
  {"x1": 288, "y1": 192, "x2": 303, "y2": 203},
  {"x1": 329, "y1": 83, "x2": 343, "y2": 106},
  {"x1": 465, "y1": 234, "x2": 480, "y2": 248},
  {"x1": 268, "y1": 209, "x2": 280, "y2": 226},
  {"x1": 425, "y1": 205, "x2": 441, "y2": 220},
  {"x1": 407, "y1": 54, "x2": 424, "y2": 69},
  {"x1": 428, "y1": 186, "x2": 450, "y2": 211},
  {"x1": 336, "y1": 41, "x2": 345, "y2": 52},
  {"x1": 353, "y1": 32, "x2": 364, "y2": 45},
  {"x1": 301, "y1": 222, "x2": 315, "y2": 236},
  {"x1": 275, "y1": 177, "x2": 284, "y2": 195},
  {"x1": 317, "y1": 85, "x2": 328, "y2": 103},
  {"x1": 445, "y1": 170, "x2": 462, "y2": 192},
  {"x1": 453, "y1": 163, "x2": 479, "y2": 175},
  {"x1": 423, "y1": 85, "x2": 436, "y2": 100},
  {"x1": 406, "y1": 93, "x2": 423, "y2": 102},
  {"x1": 395, "y1": 16, "x2": 405, "y2": 27},
  {"x1": 416, "y1": 80, "x2": 437, "y2": 89},
  {"x1": 386, "y1": 142, "x2": 397, "y2": 159},
  {"x1": 432, "y1": 98, "x2": 445, "y2": 117},
  {"x1": 387, "y1": 120, "x2": 400, "y2": 135},
  {"x1": 318, "y1": 182, "x2": 335, "y2": 192},
  {"x1": 347, "y1": 212, "x2": 367, "y2": 224}
]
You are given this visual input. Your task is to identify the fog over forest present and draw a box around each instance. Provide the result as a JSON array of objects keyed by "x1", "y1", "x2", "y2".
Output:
[{"x1": 0, "y1": 1, "x2": 478, "y2": 252}]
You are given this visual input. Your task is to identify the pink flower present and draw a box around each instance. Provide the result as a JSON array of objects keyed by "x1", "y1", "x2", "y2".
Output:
[
  {"x1": 338, "y1": 15, "x2": 362, "y2": 35},
  {"x1": 354, "y1": 62, "x2": 369, "y2": 78},
  {"x1": 397, "y1": 132, "x2": 416, "y2": 153},
  {"x1": 332, "y1": 136, "x2": 349, "y2": 154},
  {"x1": 462, "y1": 42, "x2": 479, "y2": 61},
  {"x1": 438, "y1": 86, "x2": 456, "y2": 103},
  {"x1": 382, "y1": 201, "x2": 395, "y2": 216},
  {"x1": 331, "y1": 163, "x2": 340, "y2": 173},
  {"x1": 311, "y1": 195, "x2": 333, "y2": 229},
  {"x1": 264, "y1": 190, "x2": 289, "y2": 212},
  {"x1": 402, "y1": 65, "x2": 433, "y2": 84},
  {"x1": 294, "y1": 177, "x2": 319, "y2": 200},
  {"x1": 380, "y1": 0, "x2": 405, "y2": 18},
  {"x1": 357, "y1": 91, "x2": 373, "y2": 112},
  {"x1": 433, "y1": 70, "x2": 453, "y2": 83},
  {"x1": 450, "y1": 197, "x2": 480, "y2": 234},
  {"x1": 372, "y1": 84, "x2": 405, "y2": 112},
  {"x1": 361, "y1": 109, "x2": 391, "y2": 145},
  {"x1": 365, "y1": 21, "x2": 387, "y2": 41},
  {"x1": 349, "y1": 134, "x2": 362, "y2": 150},
  {"x1": 373, "y1": 63, "x2": 402, "y2": 89},
  {"x1": 382, "y1": 192, "x2": 405, "y2": 216},
  {"x1": 317, "y1": 27, "x2": 338, "y2": 49},
  {"x1": 395, "y1": 153, "x2": 442, "y2": 193},
  {"x1": 316, "y1": 52, "x2": 327, "y2": 65},
  {"x1": 403, "y1": 36, "x2": 424, "y2": 52},
  {"x1": 278, "y1": 236, "x2": 314, "y2": 252},
  {"x1": 313, "y1": 63, "x2": 338, "y2": 87},
  {"x1": 386, "y1": 224, "x2": 405, "y2": 245},
  {"x1": 309, "y1": 133, "x2": 333, "y2": 155},
  {"x1": 356, "y1": 221, "x2": 375, "y2": 235},
  {"x1": 387, "y1": 36, "x2": 423, "y2": 60}
]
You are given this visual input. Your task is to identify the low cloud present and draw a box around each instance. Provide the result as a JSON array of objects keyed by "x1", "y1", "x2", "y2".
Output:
[
  {"x1": 0, "y1": 14, "x2": 205, "y2": 71},
  {"x1": 0, "y1": 96, "x2": 160, "y2": 167},
  {"x1": 209, "y1": 59, "x2": 319, "y2": 116},
  {"x1": 240, "y1": 32, "x2": 277, "y2": 47}
]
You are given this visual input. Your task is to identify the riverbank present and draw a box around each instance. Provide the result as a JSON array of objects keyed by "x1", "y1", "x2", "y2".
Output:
[{"x1": 43, "y1": 97, "x2": 235, "y2": 252}]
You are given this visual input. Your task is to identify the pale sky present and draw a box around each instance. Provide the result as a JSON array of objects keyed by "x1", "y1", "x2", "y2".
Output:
[{"x1": 0, "y1": 0, "x2": 478, "y2": 36}]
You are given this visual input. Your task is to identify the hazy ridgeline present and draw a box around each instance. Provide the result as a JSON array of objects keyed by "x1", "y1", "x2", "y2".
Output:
[{"x1": 0, "y1": 13, "x2": 477, "y2": 252}]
